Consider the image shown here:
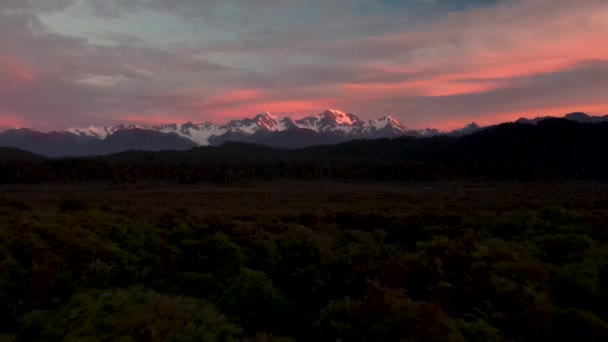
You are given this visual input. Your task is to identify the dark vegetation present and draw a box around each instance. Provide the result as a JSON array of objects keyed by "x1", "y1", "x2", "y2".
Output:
[
  {"x1": 1, "y1": 183, "x2": 608, "y2": 341},
  {"x1": 2, "y1": 119, "x2": 608, "y2": 183},
  {"x1": 0, "y1": 148, "x2": 44, "y2": 162}
]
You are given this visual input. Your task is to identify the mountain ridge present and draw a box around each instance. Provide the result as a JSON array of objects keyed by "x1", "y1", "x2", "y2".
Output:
[
  {"x1": 66, "y1": 109, "x2": 422, "y2": 146},
  {"x1": 1, "y1": 110, "x2": 607, "y2": 157},
  {"x1": 2, "y1": 118, "x2": 608, "y2": 183}
]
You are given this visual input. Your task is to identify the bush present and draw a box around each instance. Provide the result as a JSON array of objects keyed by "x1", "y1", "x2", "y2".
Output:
[
  {"x1": 0, "y1": 197, "x2": 29, "y2": 211},
  {"x1": 59, "y1": 199, "x2": 89, "y2": 212},
  {"x1": 552, "y1": 308, "x2": 608, "y2": 341},
  {"x1": 219, "y1": 269, "x2": 290, "y2": 334},
  {"x1": 17, "y1": 287, "x2": 242, "y2": 342}
]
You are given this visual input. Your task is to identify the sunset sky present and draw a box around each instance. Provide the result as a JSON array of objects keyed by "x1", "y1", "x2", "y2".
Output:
[{"x1": 1, "y1": 0, "x2": 608, "y2": 130}]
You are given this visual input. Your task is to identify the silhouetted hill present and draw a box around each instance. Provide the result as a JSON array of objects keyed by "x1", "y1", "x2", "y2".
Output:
[
  {"x1": 0, "y1": 147, "x2": 45, "y2": 161},
  {"x1": 89, "y1": 129, "x2": 196, "y2": 155},
  {"x1": 0, "y1": 128, "x2": 197, "y2": 157},
  {"x1": 299, "y1": 119, "x2": 608, "y2": 162},
  {"x1": 441, "y1": 119, "x2": 607, "y2": 162},
  {"x1": 0, "y1": 129, "x2": 96, "y2": 157},
  {"x1": 254, "y1": 129, "x2": 350, "y2": 149},
  {"x1": 105, "y1": 141, "x2": 290, "y2": 162},
  {"x1": 516, "y1": 111, "x2": 608, "y2": 125}
]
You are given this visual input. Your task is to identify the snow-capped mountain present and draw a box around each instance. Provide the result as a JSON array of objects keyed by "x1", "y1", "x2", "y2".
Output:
[
  {"x1": 0, "y1": 109, "x2": 490, "y2": 156},
  {"x1": 3, "y1": 109, "x2": 607, "y2": 157},
  {"x1": 65, "y1": 109, "x2": 419, "y2": 146},
  {"x1": 66, "y1": 124, "x2": 141, "y2": 139}
]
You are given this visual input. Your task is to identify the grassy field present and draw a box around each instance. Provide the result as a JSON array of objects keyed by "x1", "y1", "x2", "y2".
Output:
[
  {"x1": 4, "y1": 181, "x2": 608, "y2": 215},
  {"x1": 1, "y1": 182, "x2": 608, "y2": 341}
]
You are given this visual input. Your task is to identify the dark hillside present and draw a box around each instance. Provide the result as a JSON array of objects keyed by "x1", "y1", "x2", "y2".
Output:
[
  {"x1": 0, "y1": 119, "x2": 607, "y2": 183},
  {"x1": 0, "y1": 147, "x2": 45, "y2": 161}
]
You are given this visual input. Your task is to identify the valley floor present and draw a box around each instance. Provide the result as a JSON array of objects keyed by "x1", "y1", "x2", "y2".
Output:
[{"x1": 3, "y1": 181, "x2": 608, "y2": 216}]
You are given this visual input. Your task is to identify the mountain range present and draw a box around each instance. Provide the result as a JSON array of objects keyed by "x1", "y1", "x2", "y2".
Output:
[
  {"x1": 65, "y1": 109, "x2": 430, "y2": 144},
  {"x1": 3, "y1": 118, "x2": 608, "y2": 183},
  {"x1": 0, "y1": 109, "x2": 607, "y2": 157}
]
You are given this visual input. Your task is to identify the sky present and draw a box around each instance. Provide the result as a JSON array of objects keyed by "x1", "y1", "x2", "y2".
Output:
[{"x1": 1, "y1": 0, "x2": 608, "y2": 131}]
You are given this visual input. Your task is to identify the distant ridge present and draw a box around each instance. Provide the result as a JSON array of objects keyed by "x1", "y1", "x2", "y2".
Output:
[
  {"x1": 515, "y1": 112, "x2": 608, "y2": 125},
  {"x1": 0, "y1": 110, "x2": 606, "y2": 157},
  {"x1": 1, "y1": 118, "x2": 608, "y2": 183},
  {"x1": 64, "y1": 109, "x2": 430, "y2": 147}
]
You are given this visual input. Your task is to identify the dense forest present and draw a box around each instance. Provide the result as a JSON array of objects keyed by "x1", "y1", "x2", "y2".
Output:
[
  {"x1": 1, "y1": 119, "x2": 608, "y2": 184},
  {"x1": 1, "y1": 183, "x2": 608, "y2": 341}
]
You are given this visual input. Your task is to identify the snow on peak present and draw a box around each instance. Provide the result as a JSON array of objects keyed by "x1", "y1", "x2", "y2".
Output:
[
  {"x1": 319, "y1": 109, "x2": 354, "y2": 125},
  {"x1": 257, "y1": 111, "x2": 277, "y2": 119},
  {"x1": 224, "y1": 112, "x2": 282, "y2": 134},
  {"x1": 369, "y1": 115, "x2": 408, "y2": 131},
  {"x1": 66, "y1": 126, "x2": 112, "y2": 139},
  {"x1": 60, "y1": 109, "x2": 455, "y2": 146},
  {"x1": 253, "y1": 112, "x2": 280, "y2": 131},
  {"x1": 324, "y1": 108, "x2": 346, "y2": 116}
]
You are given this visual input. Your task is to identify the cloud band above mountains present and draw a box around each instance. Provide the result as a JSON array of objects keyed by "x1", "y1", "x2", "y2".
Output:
[{"x1": 1, "y1": 0, "x2": 607, "y2": 130}]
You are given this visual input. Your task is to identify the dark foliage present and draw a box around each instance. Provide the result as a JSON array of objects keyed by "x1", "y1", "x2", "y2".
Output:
[
  {"x1": 1, "y1": 183, "x2": 608, "y2": 341},
  {"x1": 0, "y1": 148, "x2": 45, "y2": 162}
]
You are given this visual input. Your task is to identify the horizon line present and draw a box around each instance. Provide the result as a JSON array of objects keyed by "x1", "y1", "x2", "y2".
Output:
[{"x1": 0, "y1": 109, "x2": 606, "y2": 134}]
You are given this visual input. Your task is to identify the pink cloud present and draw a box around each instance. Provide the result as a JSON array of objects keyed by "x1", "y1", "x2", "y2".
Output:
[
  {"x1": 449, "y1": 104, "x2": 603, "y2": 132},
  {"x1": 207, "y1": 89, "x2": 264, "y2": 103},
  {"x1": 2, "y1": 0, "x2": 608, "y2": 130},
  {"x1": 432, "y1": 103, "x2": 608, "y2": 131},
  {"x1": 296, "y1": 0, "x2": 608, "y2": 126},
  {"x1": 205, "y1": 99, "x2": 338, "y2": 120},
  {"x1": 119, "y1": 114, "x2": 191, "y2": 126},
  {"x1": 107, "y1": 97, "x2": 337, "y2": 126},
  {"x1": 0, "y1": 55, "x2": 34, "y2": 85},
  {"x1": 0, "y1": 116, "x2": 25, "y2": 129}
]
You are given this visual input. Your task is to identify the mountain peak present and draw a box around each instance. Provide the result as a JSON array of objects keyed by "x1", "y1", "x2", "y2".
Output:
[
  {"x1": 323, "y1": 108, "x2": 346, "y2": 116},
  {"x1": 253, "y1": 112, "x2": 280, "y2": 130},
  {"x1": 255, "y1": 111, "x2": 277, "y2": 120},
  {"x1": 318, "y1": 109, "x2": 361, "y2": 125},
  {"x1": 369, "y1": 116, "x2": 408, "y2": 132},
  {"x1": 450, "y1": 122, "x2": 481, "y2": 136},
  {"x1": 564, "y1": 112, "x2": 591, "y2": 122},
  {"x1": 66, "y1": 125, "x2": 113, "y2": 139}
]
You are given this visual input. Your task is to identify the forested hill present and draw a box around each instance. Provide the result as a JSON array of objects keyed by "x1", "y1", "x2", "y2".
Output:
[
  {"x1": 103, "y1": 118, "x2": 608, "y2": 162},
  {"x1": 300, "y1": 118, "x2": 608, "y2": 162},
  {"x1": 1, "y1": 118, "x2": 608, "y2": 183},
  {"x1": 0, "y1": 148, "x2": 45, "y2": 161}
]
